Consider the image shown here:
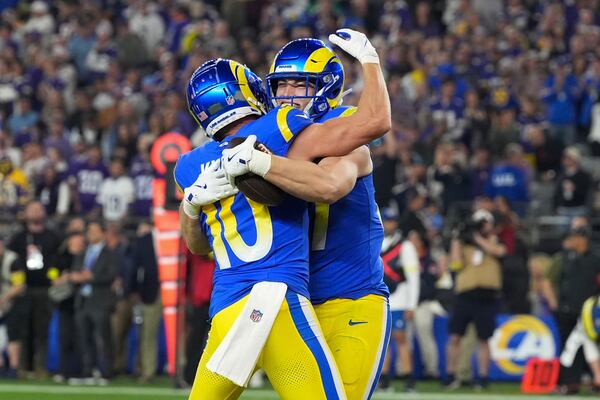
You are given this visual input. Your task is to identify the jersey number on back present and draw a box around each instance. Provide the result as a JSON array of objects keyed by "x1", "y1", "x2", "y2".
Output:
[
  {"x1": 202, "y1": 196, "x2": 273, "y2": 268},
  {"x1": 311, "y1": 203, "x2": 330, "y2": 251}
]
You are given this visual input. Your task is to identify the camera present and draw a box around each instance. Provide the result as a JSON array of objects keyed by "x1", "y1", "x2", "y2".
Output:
[
  {"x1": 453, "y1": 220, "x2": 486, "y2": 245},
  {"x1": 453, "y1": 209, "x2": 495, "y2": 245}
]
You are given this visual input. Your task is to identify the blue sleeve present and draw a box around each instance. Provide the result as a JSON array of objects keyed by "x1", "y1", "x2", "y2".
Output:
[
  {"x1": 517, "y1": 171, "x2": 529, "y2": 202},
  {"x1": 173, "y1": 152, "x2": 194, "y2": 192},
  {"x1": 269, "y1": 106, "x2": 313, "y2": 156},
  {"x1": 484, "y1": 173, "x2": 494, "y2": 198},
  {"x1": 541, "y1": 77, "x2": 556, "y2": 102},
  {"x1": 284, "y1": 107, "x2": 312, "y2": 137}
]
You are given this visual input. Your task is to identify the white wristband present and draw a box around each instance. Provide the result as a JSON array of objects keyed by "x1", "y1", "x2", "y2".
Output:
[
  {"x1": 248, "y1": 149, "x2": 272, "y2": 177},
  {"x1": 182, "y1": 200, "x2": 200, "y2": 219},
  {"x1": 360, "y1": 53, "x2": 380, "y2": 65}
]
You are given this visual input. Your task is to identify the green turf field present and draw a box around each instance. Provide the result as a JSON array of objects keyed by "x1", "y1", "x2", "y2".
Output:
[{"x1": 0, "y1": 379, "x2": 597, "y2": 399}]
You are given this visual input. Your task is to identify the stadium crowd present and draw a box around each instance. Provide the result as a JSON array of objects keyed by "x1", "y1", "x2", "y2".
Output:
[{"x1": 1, "y1": 0, "x2": 600, "y2": 394}]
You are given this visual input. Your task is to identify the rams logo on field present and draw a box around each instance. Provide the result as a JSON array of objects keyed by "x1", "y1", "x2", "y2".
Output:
[{"x1": 489, "y1": 315, "x2": 556, "y2": 375}]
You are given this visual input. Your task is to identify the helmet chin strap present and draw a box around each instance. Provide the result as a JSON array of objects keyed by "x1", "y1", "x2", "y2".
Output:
[
  {"x1": 304, "y1": 76, "x2": 338, "y2": 116},
  {"x1": 339, "y1": 88, "x2": 353, "y2": 105}
]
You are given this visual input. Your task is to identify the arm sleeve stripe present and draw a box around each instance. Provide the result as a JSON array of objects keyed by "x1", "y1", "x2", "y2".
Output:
[{"x1": 277, "y1": 107, "x2": 294, "y2": 142}]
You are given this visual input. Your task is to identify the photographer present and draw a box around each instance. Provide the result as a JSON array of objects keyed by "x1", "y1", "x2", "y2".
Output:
[
  {"x1": 541, "y1": 224, "x2": 600, "y2": 393},
  {"x1": 443, "y1": 209, "x2": 506, "y2": 390}
]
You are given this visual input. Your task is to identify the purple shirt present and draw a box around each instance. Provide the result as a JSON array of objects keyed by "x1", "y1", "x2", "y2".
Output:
[
  {"x1": 130, "y1": 155, "x2": 154, "y2": 217},
  {"x1": 69, "y1": 160, "x2": 109, "y2": 214}
]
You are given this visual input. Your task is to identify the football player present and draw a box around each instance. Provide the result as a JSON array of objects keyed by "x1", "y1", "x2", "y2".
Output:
[
  {"x1": 177, "y1": 29, "x2": 390, "y2": 400},
  {"x1": 223, "y1": 36, "x2": 391, "y2": 399}
]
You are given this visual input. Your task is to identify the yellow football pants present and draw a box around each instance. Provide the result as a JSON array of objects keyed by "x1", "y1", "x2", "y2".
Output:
[
  {"x1": 314, "y1": 294, "x2": 391, "y2": 400},
  {"x1": 189, "y1": 290, "x2": 346, "y2": 400}
]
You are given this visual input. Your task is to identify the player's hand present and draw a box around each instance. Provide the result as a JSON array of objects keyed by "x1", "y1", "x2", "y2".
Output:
[
  {"x1": 183, "y1": 160, "x2": 238, "y2": 219},
  {"x1": 328, "y1": 29, "x2": 379, "y2": 65},
  {"x1": 404, "y1": 310, "x2": 414, "y2": 321},
  {"x1": 222, "y1": 135, "x2": 272, "y2": 180}
]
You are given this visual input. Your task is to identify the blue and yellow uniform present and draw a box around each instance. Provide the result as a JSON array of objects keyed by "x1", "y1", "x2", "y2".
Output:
[
  {"x1": 175, "y1": 105, "x2": 346, "y2": 400},
  {"x1": 309, "y1": 106, "x2": 391, "y2": 400}
]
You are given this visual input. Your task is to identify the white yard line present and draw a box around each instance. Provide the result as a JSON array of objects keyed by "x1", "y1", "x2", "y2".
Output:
[{"x1": 0, "y1": 384, "x2": 593, "y2": 400}]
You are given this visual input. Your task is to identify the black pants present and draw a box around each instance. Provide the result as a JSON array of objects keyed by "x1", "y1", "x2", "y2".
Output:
[
  {"x1": 20, "y1": 288, "x2": 53, "y2": 372},
  {"x1": 556, "y1": 311, "x2": 585, "y2": 386},
  {"x1": 76, "y1": 300, "x2": 114, "y2": 379},
  {"x1": 184, "y1": 303, "x2": 210, "y2": 385},
  {"x1": 58, "y1": 308, "x2": 81, "y2": 378}
]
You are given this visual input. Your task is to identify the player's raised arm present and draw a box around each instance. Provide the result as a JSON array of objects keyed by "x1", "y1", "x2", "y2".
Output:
[
  {"x1": 223, "y1": 137, "x2": 372, "y2": 204},
  {"x1": 288, "y1": 29, "x2": 391, "y2": 161}
]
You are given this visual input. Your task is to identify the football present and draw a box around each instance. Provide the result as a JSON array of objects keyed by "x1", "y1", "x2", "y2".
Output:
[{"x1": 227, "y1": 137, "x2": 284, "y2": 206}]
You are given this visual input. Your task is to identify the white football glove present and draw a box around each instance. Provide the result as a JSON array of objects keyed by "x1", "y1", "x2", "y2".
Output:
[
  {"x1": 182, "y1": 160, "x2": 238, "y2": 219},
  {"x1": 222, "y1": 135, "x2": 272, "y2": 182},
  {"x1": 328, "y1": 28, "x2": 379, "y2": 65}
]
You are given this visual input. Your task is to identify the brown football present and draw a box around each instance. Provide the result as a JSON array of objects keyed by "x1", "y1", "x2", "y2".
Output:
[{"x1": 227, "y1": 137, "x2": 284, "y2": 206}]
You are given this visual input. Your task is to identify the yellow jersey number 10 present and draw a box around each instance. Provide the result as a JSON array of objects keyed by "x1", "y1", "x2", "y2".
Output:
[{"x1": 202, "y1": 196, "x2": 273, "y2": 269}]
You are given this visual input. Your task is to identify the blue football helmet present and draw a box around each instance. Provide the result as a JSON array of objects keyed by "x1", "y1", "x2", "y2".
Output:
[
  {"x1": 582, "y1": 295, "x2": 600, "y2": 341},
  {"x1": 187, "y1": 58, "x2": 268, "y2": 139},
  {"x1": 266, "y1": 38, "x2": 345, "y2": 120}
]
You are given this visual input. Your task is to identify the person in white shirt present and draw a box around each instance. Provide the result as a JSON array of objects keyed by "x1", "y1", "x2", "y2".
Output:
[
  {"x1": 379, "y1": 208, "x2": 421, "y2": 392},
  {"x1": 96, "y1": 158, "x2": 135, "y2": 222}
]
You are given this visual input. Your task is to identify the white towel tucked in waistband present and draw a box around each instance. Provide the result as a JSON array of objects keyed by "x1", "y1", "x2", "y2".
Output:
[{"x1": 207, "y1": 281, "x2": 287, "y2": 387}]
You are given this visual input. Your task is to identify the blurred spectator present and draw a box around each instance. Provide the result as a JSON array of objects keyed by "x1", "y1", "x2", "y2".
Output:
[
  {"x1": 183, "y1": 250, "x2": 214, "y2": 386},
  {"x1": 96, "y1": 158, "x2": 134, "y2": 222},
  {"x1": 71, "y1": 221, "x2": 118, "y2": 384},
  {"x1": 525, "y1": 125, "x2": 562, "y2": 180},
  {"x1": 517, "y1": 96, "x2": 544, "y2": 137},
  {"x1": 68, "y1": 145, "x2": 108, "y2": 217},
  {"x1": 106, "y1": 222, "x2": 131, "y2": 376},
  {"x1": 115, "y1": 17, "x2": 149, "y2": 70},
  {"x1": 444, "y1": 209, "x2": 506, "y2": 389},
  {"x1": 0, "y1": 155, "x2": 30, "y2": 215},
  {"x1": 53, "y1": 220, "x2": 86, "y2": 383},
  {"x1": 428, "y1": 78, "x2": 465, "y2": 142},
  {"x1": 485, "y1": 143, "x2": 529, "y2": 211},
  {"x1": 7, "y1": 201, "x2": 61, "y2": 377},
  {"x1": 21, "y1": 143, "x2": 47, "y2": 185},
  {"x1": 130, "y1": 136, "x2": 154, "y2": 218},
  {"x1": 528, "y1": 253, "x2": 553, "y2": 317},
  {"x1": 542, "y1": 60, "x2": 579, "y2": 146},
  {"x1": 414, "y1": 252, "x2": 448, "y2": 380},
  {"x1": 130, "y1": 221, "x2": 161, "y2": 383},
  {"x1": 370, "y1": 133, "x2": 397, "y2": 208},
  {"x1": 7, "y1": 97, "x2": 38, "y2": 137},
  {"x1": 164, "y1": 4, "x2": 190, "y2": 55},
  {"x1": 380, "y1": 209, "x2": 420, "y2": 391},
  {"x1": 85, "y1": 21, "x2": 117, "y2": 81},
  {"x1": 23, "y1": 1, "x2": 55, "y2": 36},
  {"x1": 554, "y1": 147, "x2": 591, "y2": 217},
  {"x1": 127, "y1": 1, "x2": 165, "y2": 55},
  {"x1": 469, "y1": 147, "x2": 492, "y2": 199},
  {"x1": 488, "y1": 108, "x2": 520, "y2": 161},
  {"x1": 462, "y1": 90, "x2": 488, "y2": 151},
  {"x1": 398, "y1": 185, "x2": 428, "y2": 241},
  {"x1": 68, "y1": 14, "x2": 96, "y2": 84},
  {"x1": 495, "y1": 197, "x2": 530, "y2": 314},
  {"x1": 428, "y1": 142, "x2": 471, "y2": 214},
  {"x1": 36, "y1": 166, "x2": 69, "y2": 217},
  {"x1": 0, "y1": 233, "x2": 24, "y2": 378},
  {"x1": 541, "y1": 224, "x2": 600, "y2": 392}
]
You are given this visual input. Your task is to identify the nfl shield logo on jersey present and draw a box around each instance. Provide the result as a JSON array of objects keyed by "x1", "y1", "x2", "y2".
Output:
[
  {"x1": 226, "y1": 96, "x2": 235, "y2": 105},
  {"x1": 250, "y1": 309, "x2": 263, "y2": 323},
  {"x1": 199, "y1": 111, "x2": 208, "y2": 122}
]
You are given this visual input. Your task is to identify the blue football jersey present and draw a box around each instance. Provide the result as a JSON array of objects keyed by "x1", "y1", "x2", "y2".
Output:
[
  {"x1": 174, "y1": 105, "x2": 313, "y2": 317},
  {"x1": 308, "y1": 106, "x2": 389, "y2": 304}
]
